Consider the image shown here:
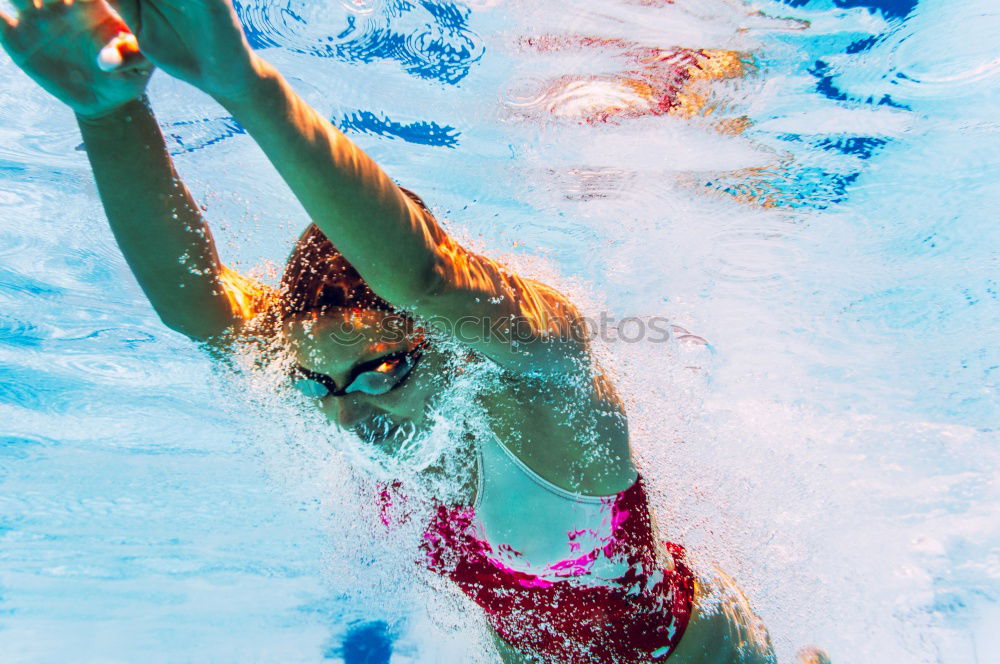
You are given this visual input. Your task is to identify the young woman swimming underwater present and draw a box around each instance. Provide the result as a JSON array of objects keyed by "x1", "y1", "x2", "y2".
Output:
[{"x1": 0, "y1": 0, "x2": 829, "y2": 661}]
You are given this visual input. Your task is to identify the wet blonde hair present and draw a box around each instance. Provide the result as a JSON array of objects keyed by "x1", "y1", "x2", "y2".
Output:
[{"x1": 278, "y1": 187, "x2": 429, "y2": 320}]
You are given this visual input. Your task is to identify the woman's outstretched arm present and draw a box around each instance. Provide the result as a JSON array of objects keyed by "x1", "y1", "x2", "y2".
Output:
[
  {"x1": 219, "y1": 62, "x2": 588, "y2": 373},
  {"x1": 78, "y1": 98, "x2": 259, "y2": 341},
  {"x1": 111, "y1": 0, "x2": 590, "y2": 374},
  {"x1": 0, "y1": 0, "x2": 262, "y2": 342}
]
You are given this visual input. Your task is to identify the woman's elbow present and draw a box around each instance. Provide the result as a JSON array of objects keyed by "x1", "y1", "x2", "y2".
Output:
[
  {"x1": 154, "y1": 306, "x2": 238, "y2": 344},
  {"x1": 374, "y1": 259, "x2": 448, "y2": 312}
]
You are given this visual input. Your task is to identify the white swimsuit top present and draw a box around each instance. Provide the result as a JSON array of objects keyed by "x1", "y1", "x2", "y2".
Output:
[{"x1": 472, "y1": 432, "x2": 638, "y2": 580}]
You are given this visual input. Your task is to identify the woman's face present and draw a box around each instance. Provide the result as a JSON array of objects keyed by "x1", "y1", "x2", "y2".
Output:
[{"x1": 284, "y1": 309, "x2": 446, "y2": 455}]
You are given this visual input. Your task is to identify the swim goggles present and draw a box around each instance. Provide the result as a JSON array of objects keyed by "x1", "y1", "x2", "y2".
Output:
[{"x1": 290, "y1": 340, "x2": 429, "y2": 399}]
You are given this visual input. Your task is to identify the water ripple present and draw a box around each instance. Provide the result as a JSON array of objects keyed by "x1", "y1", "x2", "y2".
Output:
[
  {"x1": 0, "y1": 363, "x2": 88, "y2": 414},
  {"x1": 703, "y1": 224, "x2": 805, "y2": 284},
  {"x1": 234, "y1": 0, "x2": 484, "y2": 85},
  {"x1": 0, "y1": 174, "x2": 52, "y2": 216},
  {"x1": 0, "y1": 434, "x2": 54, "y2": 461},
  {"x1": 164, "y1": 116, "x2": 247, "y2": 155},
  {"x1": 889, "y1": 6, "x2": 1000, "y2": 100},
  {"x1": 337, "y1": 110, "x2": 460, "y2": 147},
  {"x1": 47, "y1": 355, "x2": 158, "y2": 387},
  {"x1": 0, "y1": 267, "x2": 64, "y2": 299},
  {"x1": 693, "y1": 161, "x2": 862, "y2": 210},
  {"x1": 0, "y1": 315, "x2": 44, "y2": 349},
  {"x1": 503, "y1": 40, "x2": 750, "y2": 126}
]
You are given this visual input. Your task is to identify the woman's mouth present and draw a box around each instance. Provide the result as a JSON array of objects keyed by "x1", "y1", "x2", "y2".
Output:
[{"x1": 355, "y1": 419, "x2": 402, "y2": 447}]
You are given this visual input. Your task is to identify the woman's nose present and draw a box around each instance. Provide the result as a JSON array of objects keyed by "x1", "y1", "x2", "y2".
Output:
[{"x1": 332, "y1": 396, "x2": 372, "y2": 431}]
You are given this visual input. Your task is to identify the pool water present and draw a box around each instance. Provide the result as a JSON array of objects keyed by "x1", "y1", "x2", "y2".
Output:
[{"x1": 0, "y1": 0, "x2": 997, "y2": 662}]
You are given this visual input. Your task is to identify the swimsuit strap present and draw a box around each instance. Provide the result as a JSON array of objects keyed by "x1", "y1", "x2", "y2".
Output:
[{"x1": 483, "y1": 430, "x2": 630, "y2": 504}]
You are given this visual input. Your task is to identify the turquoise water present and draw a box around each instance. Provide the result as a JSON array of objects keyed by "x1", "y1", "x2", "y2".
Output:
[{"x1": 1, "y1": 0, "x2": 997, "y2": 662}]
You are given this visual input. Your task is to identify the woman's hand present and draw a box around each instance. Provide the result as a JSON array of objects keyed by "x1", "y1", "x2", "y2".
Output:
[
  {"x1": 107, "y1": 0, "x2": 259, "y2": 103},
  {"x1": 0, "y1": 0, "x2": 152, "y2": 119}
]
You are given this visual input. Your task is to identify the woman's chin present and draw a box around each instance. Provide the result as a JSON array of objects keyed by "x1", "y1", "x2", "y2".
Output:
[
  {"x1": 334, "y1": 417, "x2": 446, "y2": 480},
  {"x1": 358, "y1": 420, "x2": 419, "y2": 456}
]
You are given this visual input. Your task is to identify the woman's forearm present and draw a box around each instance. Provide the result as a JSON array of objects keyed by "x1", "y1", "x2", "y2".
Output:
[
  {"x1": 215, "y1": 57, "x2": 444, "y2": 307},
  {"x1": 77, "y1": 97, "x2": 240, "y2": 340}
]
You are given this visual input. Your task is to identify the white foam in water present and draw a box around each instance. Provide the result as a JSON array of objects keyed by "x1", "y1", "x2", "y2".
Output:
[{"x1": 0, "y1": 0, "x2": 997, "y2": 662}]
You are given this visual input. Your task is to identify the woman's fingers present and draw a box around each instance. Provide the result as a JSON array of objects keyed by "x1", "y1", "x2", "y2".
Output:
[
  {"x1": 96, "y1": 30, "x2": 139, "y2": 71},
  {"x1": 111, "y1": 31, "x2": 152, "y2": 74},
  {"x1": 116, "y1": 41, "x2": 151, "y2": 73},
  {"x1": 31, "y1": 0, "x2": 71, "y2": 9}
]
